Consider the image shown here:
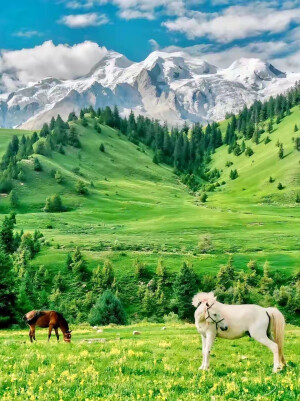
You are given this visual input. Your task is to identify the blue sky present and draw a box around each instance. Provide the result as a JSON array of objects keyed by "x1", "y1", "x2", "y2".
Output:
[{"x1": 0, "y1": 0, "x2": 299, "y2": 92}]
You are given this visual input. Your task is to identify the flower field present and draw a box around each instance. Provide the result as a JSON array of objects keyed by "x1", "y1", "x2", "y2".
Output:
[{"x1": 0, "y1": 323, "x2": 299, "y2": 401}]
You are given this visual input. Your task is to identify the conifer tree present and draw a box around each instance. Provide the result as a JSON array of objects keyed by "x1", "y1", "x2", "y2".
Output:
[
  {"x1": 0, "y1": 248, "x2": 16, "y2": 327},
  {"x1": 173, "y1": 262, "x2": 198, "y2": 320}
]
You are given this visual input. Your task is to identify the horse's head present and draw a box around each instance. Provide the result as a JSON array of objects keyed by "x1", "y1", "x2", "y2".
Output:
[
  {"x1": 192, "y1": 292, "x2": 228, "y2": 331},
  {"x1": 204, "y1": 302, "x2": 228, "y2": 331},
  {"x1": 64, "y1": 330, "x2": 72, "y2": 342}
]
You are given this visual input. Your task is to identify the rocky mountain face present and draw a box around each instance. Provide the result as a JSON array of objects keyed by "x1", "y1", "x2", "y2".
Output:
[{"x1": 0, "y1": 50, "x2": 299, "y2": 129}]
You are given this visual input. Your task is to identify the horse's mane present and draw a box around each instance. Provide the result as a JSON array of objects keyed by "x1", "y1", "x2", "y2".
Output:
[
  {"x1": 56, "y1": 312, "x2": 69, "y2": 331},
  {"x1": 192, "y1": 292, "x2": 216, "y2": 308}
]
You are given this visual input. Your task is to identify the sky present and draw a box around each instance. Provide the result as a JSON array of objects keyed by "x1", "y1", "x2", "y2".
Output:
[{"x1": 0, "y1": 0, "x2": 300, "y2": 92}]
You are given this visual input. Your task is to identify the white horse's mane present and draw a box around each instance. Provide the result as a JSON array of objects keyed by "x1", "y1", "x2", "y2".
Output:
[{"x1": 192, "y1": 292, "x2": 217, "y2": 307}]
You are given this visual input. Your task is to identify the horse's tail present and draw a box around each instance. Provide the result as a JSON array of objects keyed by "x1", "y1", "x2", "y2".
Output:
[
  {"x1": 23, "y1": 310, "x2": 45, "y2": 325},
  {"x1": 266, "y1": 307, "x2": 286, "y2": 365}
]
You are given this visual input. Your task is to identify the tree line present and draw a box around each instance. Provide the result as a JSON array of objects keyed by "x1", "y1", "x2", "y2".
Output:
[{"x1": 1, "y1": 214, "x2": 299, "y2": 327}]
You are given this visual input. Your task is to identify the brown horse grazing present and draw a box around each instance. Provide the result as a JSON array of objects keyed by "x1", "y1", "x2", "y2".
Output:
[{"x1": 23, "y1": 310, "x2": 72, "y2": 343}]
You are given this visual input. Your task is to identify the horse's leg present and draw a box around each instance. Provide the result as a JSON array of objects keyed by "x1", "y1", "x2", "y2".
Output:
[
  {"x1": 32, "y1": 326, "x2": 36, "y2": 341},
  {"x1": 200, "y1": 335, "x2": 206, "y2": 369},
  {"x1": 54, "y1": 328, "x2": 59, "y2": 342},
  {"x1": 251, "y1": 331, "x2": 280, "y2": 373},
  {"x1": 48, "y1": 324, "x2": 53, "y2": 342},
  {"x1": 202, "y1": 331, "x2": 216, "y2": 370},
  {"x1": 29, "y1": 327, "x2": 33, "y2": 343}
]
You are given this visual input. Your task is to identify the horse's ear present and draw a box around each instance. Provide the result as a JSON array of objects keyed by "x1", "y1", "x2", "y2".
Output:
[
  {"x1": 208, "y1": 291, "x2": 216, "y2": 301},
  {"x1": 69, "y1": 330, "x2": 72, "y2": 333}
]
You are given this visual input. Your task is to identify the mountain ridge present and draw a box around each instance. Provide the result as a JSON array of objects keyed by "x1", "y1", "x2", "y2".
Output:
[{"x1": 0, "y1": 50, "x2": 299, "y2": 129}]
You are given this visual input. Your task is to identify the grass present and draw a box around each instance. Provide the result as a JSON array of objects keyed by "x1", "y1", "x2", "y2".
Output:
[
  {"x1": 0, "y1": 110, "x2": 299, "y2": 279},
  {"x1": 0, "y1": 323, "x2": 299, "y2": 400}
]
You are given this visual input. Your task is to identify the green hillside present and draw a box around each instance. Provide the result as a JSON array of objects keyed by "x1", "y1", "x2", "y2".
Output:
[
  {"x1": 0, "y1": 103, "x2": 299, "y2": 323},
  {"x1": 0, "y1": 109, "x2": 299, "y2": 275}
]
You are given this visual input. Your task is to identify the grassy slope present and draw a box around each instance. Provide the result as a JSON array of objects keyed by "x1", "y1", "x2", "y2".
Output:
[
  {"x1": 0, "y1": 109, "x2": 299, "y2": 281},
  {"x1": 0, "y1": 323, "x2": 299, "y2": 400}
]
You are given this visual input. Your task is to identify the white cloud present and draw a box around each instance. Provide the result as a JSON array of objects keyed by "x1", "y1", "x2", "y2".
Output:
[
  {"x1": 0, "y1": 40, "x2": 107, "y2": 92},
  {"x1": 149, "y1": 39, "x2": 160, "y2": 50},
  {"x1": 65, "y1": 0, "x2": 95, "y2": 9},
  {"x1": 59, "y1": 12, "x2": 109, "y2": 28},
  {"x1": 162, "y1": 39, "x2": 300, "y2": 71},
  {"x1": 119, "y1": 8, "x2": 154, "y2": 20},
  {"x1": 163, "y1": 4, "x2": 300, "y2": 42},
  {"x1": 65, "y1": 0, "x2": 186, "y2": 19},
  {"x1": 13, "y1": 30, "x2": 42, "y2": 38}
]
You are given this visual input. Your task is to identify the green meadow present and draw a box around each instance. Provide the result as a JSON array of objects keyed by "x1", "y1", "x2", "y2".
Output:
[{"x1": 0, "y1": 323, "x2": 299, "y2": 401}]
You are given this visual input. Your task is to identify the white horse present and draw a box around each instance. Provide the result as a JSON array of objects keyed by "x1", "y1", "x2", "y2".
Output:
[{"x1": 193, "y1": 292, "x2": 286, "y2": 373}]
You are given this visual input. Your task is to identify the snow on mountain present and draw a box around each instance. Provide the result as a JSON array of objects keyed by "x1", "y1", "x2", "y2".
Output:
[{"x1": 0, "y1": 50, "x2": 299, "y2": 129}]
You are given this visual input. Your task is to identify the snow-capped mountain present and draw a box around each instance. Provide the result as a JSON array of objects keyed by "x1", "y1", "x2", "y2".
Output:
[{"x1": 0, "y1": 50, "x2": 299, "y2": 129}]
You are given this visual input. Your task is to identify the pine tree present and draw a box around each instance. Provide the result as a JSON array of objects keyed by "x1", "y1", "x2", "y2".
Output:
[
  {"x1": 68, "y1": 126, "x2": 81, "y2": 148},
  {"x1": 259, "y1": 261, "x2": 274, "y2": 294},
  {"x1": 216, "y1": 256, "x2": 235, "y2": 290},
  {"x1": 0, "y1": 248, "x2": 16, "y2": 327},
  {"x1": 33, "y1": 157, "x2": 42, "y2": 171},
  {"x1": 173, "y1": 262, "x2": 198, "y2": 320},
  {"x1": 0, "y1": 213, "x2": 16, "y2": 254},
  {"x1": 9, "y1": 189, "x2": 18, "y2": 209},
  {"x1": 88, "y1": 290, "x2": 126, "y2": 326},
  {"x1": 278, "y1": 144, "x2": 284, "y2": 159},
  {"x1": 229, "y1": 169, "x2": 238, "y2": 180}
]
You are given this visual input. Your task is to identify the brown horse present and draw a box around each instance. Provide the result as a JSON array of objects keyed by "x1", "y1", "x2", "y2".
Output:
[{"x1": 23, "y1": 310, "x2": 72, "y2": 343}]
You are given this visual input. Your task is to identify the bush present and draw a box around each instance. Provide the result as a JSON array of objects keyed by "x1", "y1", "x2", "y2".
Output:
[
  {"x1": 245, "y1": 147, "x2": 254, "y2": 157},
  {"x1": 163, "y1": 312, "x2": 179, "y2": 324},
  {"x1": 0, "y1": 178, "x2": 13, "y2": 194},
  {"x1": 99, "y1": 143, "x2": 105, "y2": 152},
  {"x1": 33, "y1": 157, "x2": 42, "y2": 172},
  {"x1": 88, "y1": 290, "x2": 126, "y2": 326},
  {"x1": 230, "y1": 169, "x2": 238, "y2": 180},
  {"x1": 55, "y1": 170, "x2": 63, "y2": 184},
  {"x1": 75, "y1": 180, "x2": 89, "y2": 195},
  {"x1": 199, "y1": 192, "x2": 207, "y2": 203},
  {"x1": 44, "y1": 194, "x2": 65, "y2": 212},
  {"x1": 277, "y1": 182, "x2": 284, "y2": 190}
]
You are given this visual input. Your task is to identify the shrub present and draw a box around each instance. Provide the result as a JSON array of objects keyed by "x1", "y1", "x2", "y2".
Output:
[
  {"x1": 245, "y1": 147, "x2": 254, "y2": 157},
  {"x1": 75, "y1": 180, "x2": 89, "y2": 195},
  {"x1": 81, "y1": 117, "x2": 88, "y2": 127},
  {"x1": 163, "y1": 312, "x2": 179, "y2": 323},
  {"x1": 34, "y1": 139, "x2": 50, "y2": 156},
  {"x1": 55, "y1": 170, "x2": 63, "y2": 184},
  {"x1": 296, "y1": 193, "x2": 300, "y2": 203},
  {"x1": 33, "y1": 157, "x2": 42, "y2": 172},
  {"x1": 198, "y1": 234, "x2": 213, "y2": 253},
  {"x1": 44, "y1": 194, "x2": 65, "y2": 212},
  {"x1": 88, "y1": 290, "x2": 126, "y2": 326},
  {"x1": 264, "y1": 136, "x2": 271, "y2": 144},
  {"x1": 199, "y1": 192, "x2": 208, "y2": 203},
  {"x1": 99, "y1": 143, "x2": 105, "y2": 153},
  {"x1": 230, "y1": 169, "x2": 238, "y2": 180},
  {"x1": 269, "y1": 176, "x2": 275, "y2": 183},
  {"x1": 277, "y1": 182, "x2": 284, "y2": 190},
  {"x1": 0, "y1": 178, "x2": 13, "y2": 194}
]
